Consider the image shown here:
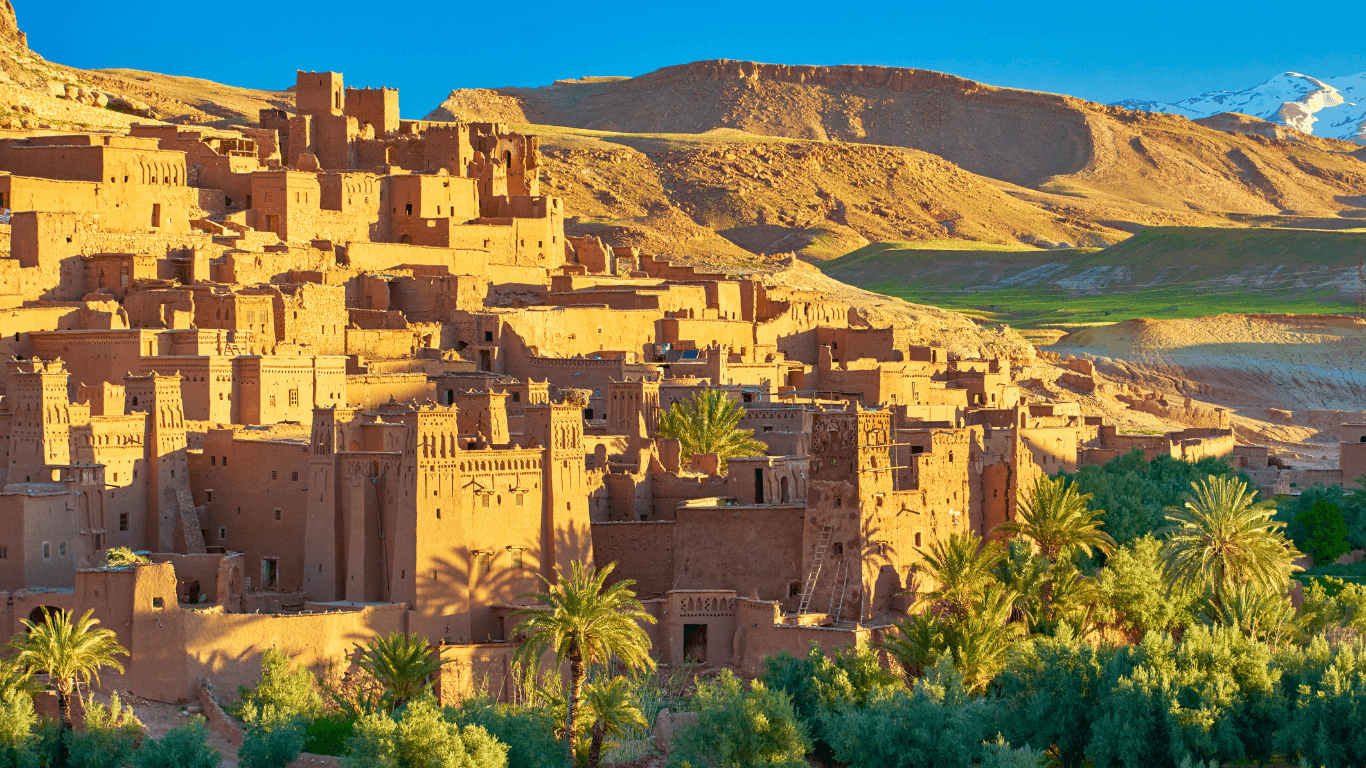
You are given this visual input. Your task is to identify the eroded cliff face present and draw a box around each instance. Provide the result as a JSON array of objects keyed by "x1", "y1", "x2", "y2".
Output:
[
  {"x1": 0, "y1": 0, "x2": 24, "y2": 49},
  {"x1": 430, "y1": 59, "x2": 1097, "y2": 187}
]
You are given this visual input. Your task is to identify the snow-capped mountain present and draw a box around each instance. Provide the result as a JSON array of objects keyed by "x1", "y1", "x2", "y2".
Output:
[{"x1": 1115, "y1": 71, "x2": 1366, "y2": 144}]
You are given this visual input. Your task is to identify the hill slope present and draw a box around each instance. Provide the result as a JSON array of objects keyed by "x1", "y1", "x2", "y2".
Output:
[
  {"x1": 532, "y1": 125, "x2": 1122, "y2": 262},
  {"x1": 819, "y1": 227, "x2": 1366, "y2": 334},
  {"x1": 429, "y1": 59, "x2": 1366, "y2": 238}
]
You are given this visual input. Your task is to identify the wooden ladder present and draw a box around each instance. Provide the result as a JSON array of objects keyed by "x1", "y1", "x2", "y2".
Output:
[
  {"x1": 828, "y1": 557, "x2": 850, "y2": 622},
  {"x1": 797, "y1": 525, "x2": 833, "y2": 615}
]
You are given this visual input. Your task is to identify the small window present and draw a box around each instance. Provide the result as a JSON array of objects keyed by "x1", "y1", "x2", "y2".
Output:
[
  {"x1": 0, "y1": 547, "x2": 7, "y2": 559},
  {"x1": 291, "y1": 471, "x2": 299, "y2": 482},
  {"x1": 479, "y1": 553, "x2": 492, "y2": 574},
  {"x1": 206, "y1": 490, "x2": 213, "y2": 502},
  {"x1": 274, "y1": 508, "x2": 282, "y2": 521},
  {"x1": 834, "y1": 496, "x2": 842, "y2": 508},
  {"x1": 789, "y1": 582, "x2": 800, "y2": 598},
  {"x1": 915, "y1": 532, "x2": 923, "y2": 548},
  {"x1": 436, "y1": 508, "x2": 442, "y2": 519},
  {"x1": 269, "y1": 394, "x2": 276, "y2": 407},
  {"x1": 483, "y1": 331, "x2": 493, "y2": 342},
  {"x1": 222, "y1": 458, "x2": 227, "y2": 467},
  {"x1": 510, "y1": 549, "x2": 523, "y2": 569},
  {"x1": 516, "y1": 493, "x2": 525, "y2": 507},
  {"x1": 59, "y1": 542, "x2": 67, "y2": 558},
  {"x1": 211, "y1": 456, "x2": 216, "y2": 466},
  {"x1": 288, "y1": 389, "x2": 299, "y2": 407},
  {"x1": 481, "y1": 495, "x2": 490, "y2": 508},
  {"x1": 119, "y1": 513, "x2": 129, "y2": 532},
  {"x1": 42, "y1": 543, "x2": 50, "y2": 560},
  {"x1": 271, "y1": 471, "x2": 278, "y2": 480},
  {"x1": 832, "y1": 542, "x2": 844, "y2": 557},
  {"x1": 152, "y1": 597, "x2": 164, "y2": 609},
  {"x1": 218, "y1": 527, "x2": 226, "y2": 540}
]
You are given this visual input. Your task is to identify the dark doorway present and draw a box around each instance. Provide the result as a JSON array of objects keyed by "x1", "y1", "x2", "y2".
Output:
[
  {"x1": 780, "y1": 476, "x2": 790, "y2": 503},
  {"x1": 479, "y1": 350, "x2": 492, "y2": 371},
  {"x1": 27, "y1": 606, "x2": 60, "y2": 627},
  {"x1": 683, "y1": 624, "x2": 708, "y2": 663},
  {"x1": 754, "y1": 468, "x2": 765, "y2": 504},
  {"x1": 261, "y1": 558, "x2": 279, "y2": 590},
  {"x1": 444, "y1": 389, "x2": 455, "y2": 406}
]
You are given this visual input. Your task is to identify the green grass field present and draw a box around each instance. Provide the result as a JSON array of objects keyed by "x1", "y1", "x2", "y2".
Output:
[{"x1": 820, "y1": 227, "x2": 1366, "y2": 331}]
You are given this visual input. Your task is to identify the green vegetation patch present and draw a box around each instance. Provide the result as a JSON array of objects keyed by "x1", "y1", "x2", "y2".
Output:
[{"x1": 820, "y1": 227, "x2": 1366, "y2": 329}]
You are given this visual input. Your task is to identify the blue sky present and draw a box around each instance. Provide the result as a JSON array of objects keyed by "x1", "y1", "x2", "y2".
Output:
[{"x1": 22, "y1": 0, "x2": 1366, "y2": 119}]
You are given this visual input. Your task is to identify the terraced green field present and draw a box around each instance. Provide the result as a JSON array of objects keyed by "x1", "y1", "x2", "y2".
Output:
[{"x1": 821, "y1": 228, "x2": 1366, "y2": 334}]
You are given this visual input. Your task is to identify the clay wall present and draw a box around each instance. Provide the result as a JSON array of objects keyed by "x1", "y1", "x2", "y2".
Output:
[
  {"x1": 591, "y1": 521, "x2": 675, "y2": 598},
  {"x1": 190, "y1": 431, "x2": 310, "y2": 591},
  {"x1": 344, "y1": 87, "x2": 399, "y2": 137},
  {"x1": 347, "y1": 373, "x2": 433, "y2": 409}
]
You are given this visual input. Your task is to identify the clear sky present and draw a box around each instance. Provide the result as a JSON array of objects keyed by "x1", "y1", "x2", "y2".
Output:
[{"x1": 21, "y1": 0, "x2": 1366, "y2": 119}]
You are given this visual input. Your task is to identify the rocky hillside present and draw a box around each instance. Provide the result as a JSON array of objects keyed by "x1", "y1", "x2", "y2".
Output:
[
  {"x1": 1050, "y1": 314, "x2": 1366, "y2": 463},
  {"x1": 0, "y1": 4, "x2": 289, "y2": 130},
  {"x1": 533, "y1": 126, "x2": 1122, "y2": 262},
  {"x1": 429, "y1": 60, "x2": 1366, "y2": 237}
]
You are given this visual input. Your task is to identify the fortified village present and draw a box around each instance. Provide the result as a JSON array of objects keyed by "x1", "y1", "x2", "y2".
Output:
[{"x1": 0, "y1": 69, "x2": 1314, "y2": 704}]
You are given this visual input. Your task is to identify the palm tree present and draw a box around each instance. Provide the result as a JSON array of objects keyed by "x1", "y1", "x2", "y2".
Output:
[
  {"x1": 912, "y1": 530, "x2": 1006, "y2": 619},
  {"x1": 511, "y1": 561, "x2": 656, "y2": 764},
  {"x1": 949, "y1": 584, "x2": 1024, "y2": 695},
  {"x1": 997, "y1": 475, "x2": 1115, "y2": 562},
  {"x1": 656, "y1": 390, "x2": 766, "y2": 468},
  {"x1": 353, "y1": 632, "x2": 446, "y2": 712},
  {"x1": 877, "y1": 612, "x2": 944, "y2": 685},
  {"x1": 12, "y1": 608, "x2": 127, "y2": 739},
  {"x1": 1159, "y1": 475, "x2": 1303, "y2": 605},
  {"x1": 1203, "y1": 585, "x2": 1303, "y2": 647},
  {"x1": 582, "y1": 676, "x2": 648, "y2": 768}
]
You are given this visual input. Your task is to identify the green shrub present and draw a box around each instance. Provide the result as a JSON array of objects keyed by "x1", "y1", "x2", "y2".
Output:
[
  {"x1": 1066, "y1": 452, "x2": 1247, "y2": 547},
  {"x1": 1277, "y1": 483, "x2": 1366, "y2": 552},
  {"x1": 1086, "y1": 628, "x2": 1284, "y2": 768},
  {"x1": 994, "y1": 629, "x2": 1111, "y2": 768},
  {"x1": 978, "y1": 735, "x2": 1047, "y2": 768},
  {"x1": 0, "y1": 687, "x2": 36, "y2": 768},
  {"x1": 668, "y1": 671, "x2": 808, "y2": 768},
  {"x1": 131, "y1": 717, "x2": 220, "y2": 768},
  {"x1": 819, "y1": 659, "x2": 989, "y2": 768},
  {"x1": 239, "y1": 716, "x2": 306, "y2": 768},
  {"x1": 759, "y1": 642, "x2": 897, "y2": 753},
  {"x1": 101, "y1": 547, "x2": 150, "y2": 567},
  {"x1": 445, "y1": 697, "x2": 566, "y2": 768},
  {"x1": 238, "y1": 648, "x2": 323, "y2": 722},
  {"x1": 303, "y1": 713, "x2": 355, "y2": 757},
  {"x1": 1097, "y1": 536, "x2": 1195, "y2": 637},
  {"x1": 66, "y1": 693, "x2": 143, "y2": 768},
  {"x1": 1274, "y1": 638, "x2": 1366, "y2": 768},
  {"x1": 1298, "y1": 499, "x2": 1350, "y2": 565},
  {"x1": 1299, "y1": 577, "x2": 1366, "y2": 637},
  {"x1": 343, "y1": 697, "x2": 507, "y2": 768}
]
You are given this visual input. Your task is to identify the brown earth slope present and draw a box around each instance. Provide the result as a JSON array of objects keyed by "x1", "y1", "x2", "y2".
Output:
[
  {"x1": 1050, "y1": 314, "x2": 1366, "y2": 462},
  {"x1": 532, "y1": 126, "x2": 1123, "y2": 261},
  {"x1": 432, "y1": 60, "x2": 1366, "y2": 243}
]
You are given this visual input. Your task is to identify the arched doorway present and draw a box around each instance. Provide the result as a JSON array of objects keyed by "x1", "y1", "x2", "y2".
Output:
[
  {"x1": 27, "y1": 606, "x2": 62, "y2": 628},
  {"x1": 398, "y1": 234, "x2": 412, "y2": 244}
]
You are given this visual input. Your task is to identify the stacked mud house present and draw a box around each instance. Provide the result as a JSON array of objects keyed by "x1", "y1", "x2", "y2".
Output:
[{"x1": 0, "y1": 70, "x2": 1245, "y2": 701}]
